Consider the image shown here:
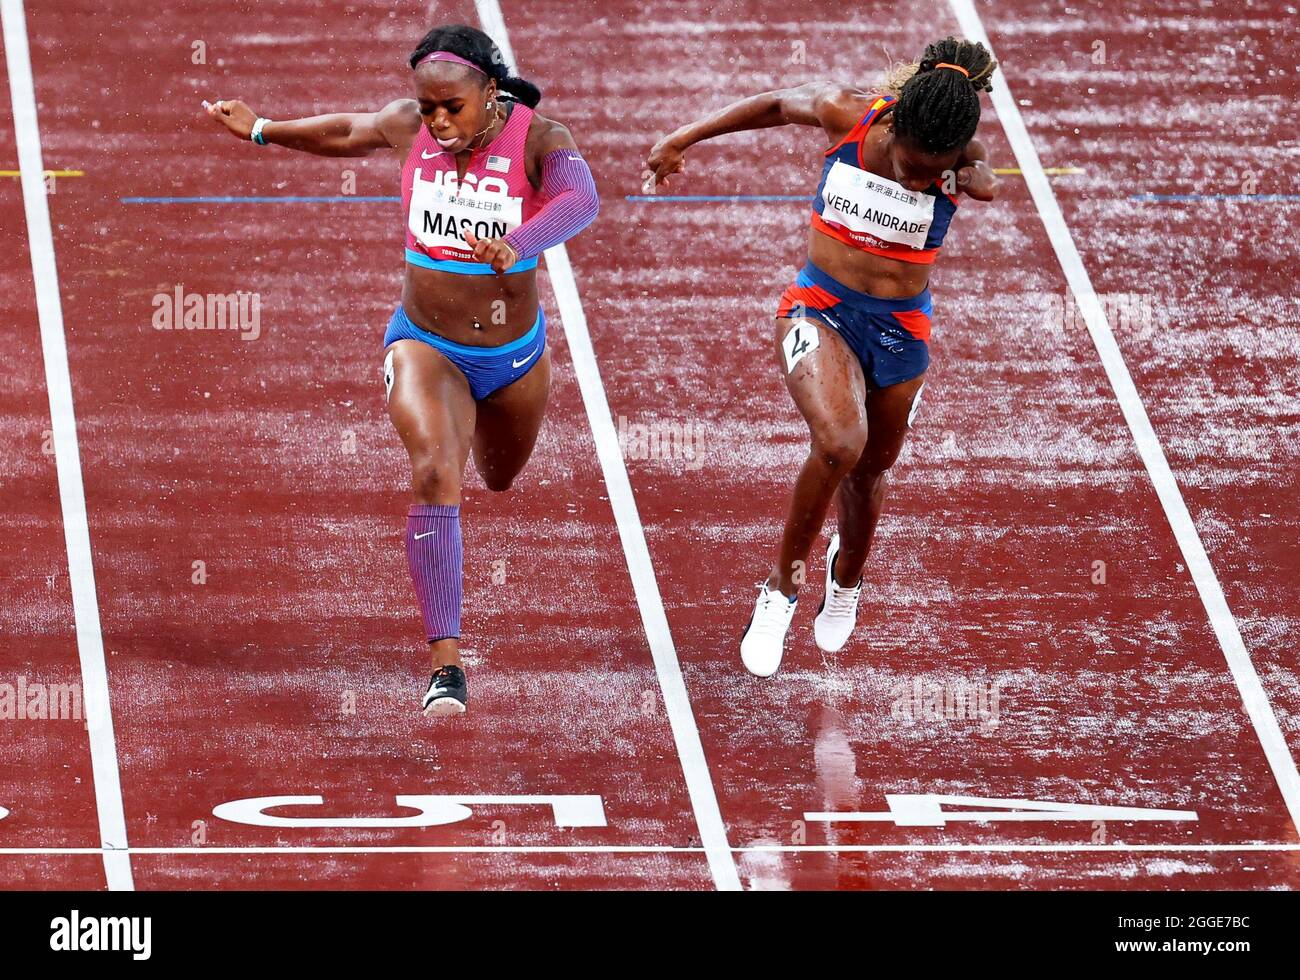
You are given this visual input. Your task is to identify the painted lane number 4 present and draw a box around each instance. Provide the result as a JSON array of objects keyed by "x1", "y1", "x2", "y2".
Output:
[{"x1": 805, "y1": 794, "x2": 1198, "y2": 827}]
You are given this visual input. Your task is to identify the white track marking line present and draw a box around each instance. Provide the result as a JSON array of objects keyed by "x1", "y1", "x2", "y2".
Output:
[
  {"x1": 474, "y1": 0, "x2": 741, "y2": 890},
  {"x1": 2, "y1": 0, "x2": 134, "y2": 890},
  {"x1": 1, "y1": 842, "x2": 1298, "y2": 855},
  {"x1": 948, "y1": 0, "x2": 1300, "y2": 839}
]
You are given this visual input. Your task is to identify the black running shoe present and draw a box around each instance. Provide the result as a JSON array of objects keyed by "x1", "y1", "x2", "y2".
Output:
[{"x1": 422, "y1": 665, "x2": 467, "y2": 717}]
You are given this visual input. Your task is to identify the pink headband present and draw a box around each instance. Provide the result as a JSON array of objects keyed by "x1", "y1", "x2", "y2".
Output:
[{"x1": 415, "y1": 51, "x2": 487, "y2": 75}]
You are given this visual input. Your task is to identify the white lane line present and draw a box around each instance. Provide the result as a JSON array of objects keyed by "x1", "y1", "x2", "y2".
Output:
[
  {"x1": 474, "y1": 0, "x2": 741, "y2": 891},
  {"x1": 2, "y1": 842, "x2": 1298, "y2": 855},
  {"x1": 1, "y1": 0, "x2": 134, "y2": 889},
  {"x1": 947, "y1": 0, "x2": 1300, "y2": 840}
]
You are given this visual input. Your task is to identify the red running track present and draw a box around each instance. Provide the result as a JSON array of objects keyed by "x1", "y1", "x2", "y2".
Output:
[{"x1": 1, "y1": 0, "x2": 1297, "y2": 889}]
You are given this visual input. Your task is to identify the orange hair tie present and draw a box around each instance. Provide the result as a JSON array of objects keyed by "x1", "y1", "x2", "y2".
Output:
[{"x1": 934, "y1": 62, "x2": 970, "y2": 77}]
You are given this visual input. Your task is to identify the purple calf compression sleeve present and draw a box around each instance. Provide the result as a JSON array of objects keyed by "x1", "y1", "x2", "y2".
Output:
[
  {"x1": 504, "y1": 149, "x2": 600, "y2": 260},
  {"x1": 405, "y1": 504, "x2": 462, "y2": 643}
]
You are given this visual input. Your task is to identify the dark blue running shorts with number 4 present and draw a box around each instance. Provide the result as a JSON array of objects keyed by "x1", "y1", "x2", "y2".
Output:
[{"x1": 776, "y1": 260, "x2": 932, "y2": 389}]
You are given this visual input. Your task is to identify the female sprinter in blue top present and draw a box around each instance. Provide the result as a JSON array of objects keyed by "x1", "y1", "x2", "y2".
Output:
[{"x1": 645, "y1": 37, "x2": 998, "y2": 677}]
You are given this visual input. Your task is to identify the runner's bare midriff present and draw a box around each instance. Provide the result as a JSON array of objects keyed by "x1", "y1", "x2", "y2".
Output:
[
  {"x1": 808, "y1": 227, "x2": 931, "y2": 299},
  {"x1": 401, "y1": 264, "x2": 541, "y2": 345}
]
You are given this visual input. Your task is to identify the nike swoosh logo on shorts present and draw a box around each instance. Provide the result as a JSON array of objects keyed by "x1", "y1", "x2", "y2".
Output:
[{"x1": 512, "y1": 348, "x2": 540, "y2": 369}]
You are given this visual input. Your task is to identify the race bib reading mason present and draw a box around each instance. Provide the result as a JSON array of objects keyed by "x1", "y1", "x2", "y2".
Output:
[
  {"x1": 408, "y1": 167, "x2": 523, "y2": 254},
  {"x1": 820, "y1": 159, "x2": 935, "y2": 250}
]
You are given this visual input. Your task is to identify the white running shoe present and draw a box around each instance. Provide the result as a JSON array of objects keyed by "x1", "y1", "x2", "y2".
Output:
[
  {"x1": 814, "y1": 534, "x2": 862, "y2": 653},
  {"x1": 741, "y1": 584, "x2": 798, "y2": 677}
]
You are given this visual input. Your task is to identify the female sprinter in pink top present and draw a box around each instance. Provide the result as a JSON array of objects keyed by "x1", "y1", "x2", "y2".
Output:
[
  {"x1": 205, "y1": 25, "x2": 599, "y2": 715},
  {"x1": 645, "y1": 37, "x2": 998, "y2": 677}
]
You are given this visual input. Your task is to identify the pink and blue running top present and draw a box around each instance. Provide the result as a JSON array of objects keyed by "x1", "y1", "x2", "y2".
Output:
[{"x1": 401, "y1": 100, "x2": 545, "y2": 275}]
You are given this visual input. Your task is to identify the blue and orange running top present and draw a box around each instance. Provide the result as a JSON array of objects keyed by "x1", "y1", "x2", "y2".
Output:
[{"x1": 811, "y1": 95, "x2": 959, "y2": 265}]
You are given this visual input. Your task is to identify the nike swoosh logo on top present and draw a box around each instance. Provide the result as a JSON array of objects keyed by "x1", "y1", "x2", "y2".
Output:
[
  {"x1": 421, "y1": 150, "x2": 446, "y2": 159},
  {"x1": 413, "y1": 531, "x2": 438, "y2": 540},
  {"x1": 512, "y1": 348, "x2": 540, "y2": 369}
]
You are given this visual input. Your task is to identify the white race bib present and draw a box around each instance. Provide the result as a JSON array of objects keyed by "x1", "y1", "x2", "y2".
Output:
[
  {"x1": 408, "y1": 167, "x2": 523, "y2": 253},
  {"x1": 820, "y1": 160, "x2": 935, "y2": 250},
  {"x1": 782, "y1": 322, "x2": 820, "y2": 374}
]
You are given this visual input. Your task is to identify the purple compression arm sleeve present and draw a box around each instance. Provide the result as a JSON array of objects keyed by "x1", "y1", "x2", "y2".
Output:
[{"x1": 504, "y1": 149, "x2": 599, "y2": 260}]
